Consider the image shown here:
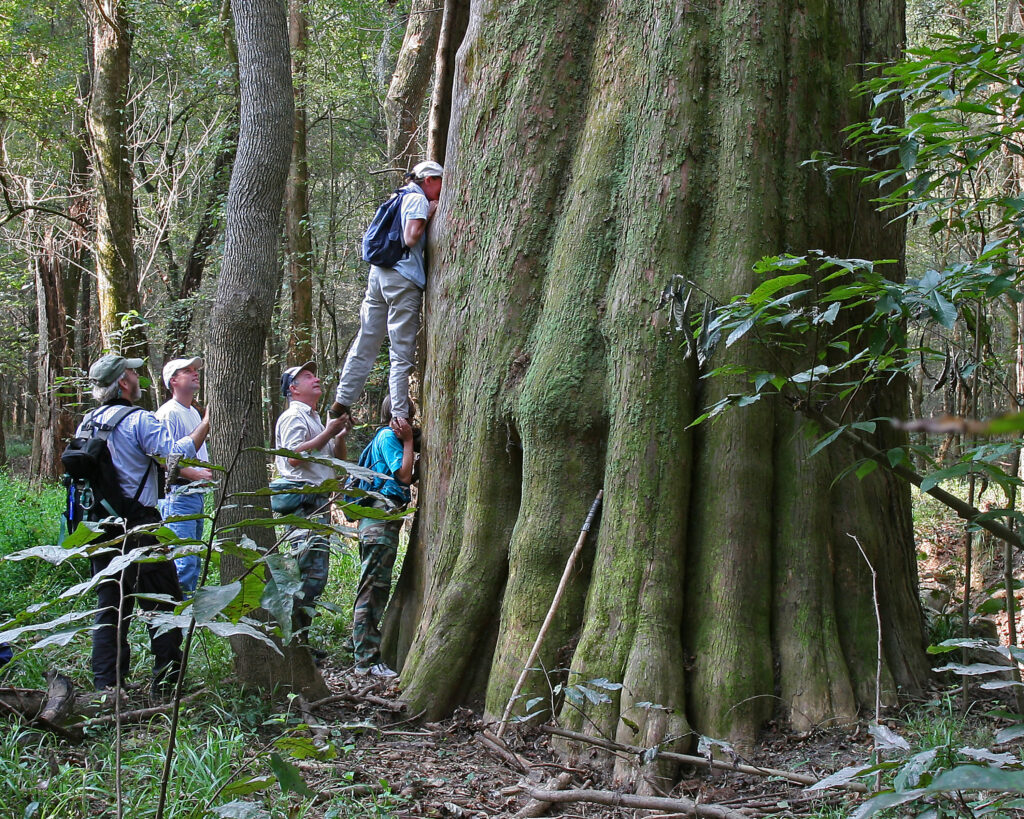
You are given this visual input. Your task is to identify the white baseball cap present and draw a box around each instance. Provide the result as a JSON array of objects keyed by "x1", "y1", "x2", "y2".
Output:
[
  {"x1": 411, "y1": 160, "x2": 444, "y2": 179},
  {"x1": 163, "y1": 356, "x2": 204, "y2": 389}
]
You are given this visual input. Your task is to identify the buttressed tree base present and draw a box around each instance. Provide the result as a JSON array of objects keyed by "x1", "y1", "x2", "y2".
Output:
[{"x1": 384, "y1": 0, "x2": 928, "y2": 787}]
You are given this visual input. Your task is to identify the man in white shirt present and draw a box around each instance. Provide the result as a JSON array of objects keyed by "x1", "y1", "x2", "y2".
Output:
[
  {"x1": 156, "y1": 356, "x2": 214, "y2": 595},
  {"x1": 274, "y1": 361, "x2": 349, "y2": 650}
]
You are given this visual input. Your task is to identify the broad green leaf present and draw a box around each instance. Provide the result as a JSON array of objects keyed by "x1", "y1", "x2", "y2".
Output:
[
  {"x1": 268, "y1": 752, "x2": 314, "y2": 796},
  {"x1": 193, "y1": 582, "x2": 242, "y2": 623},
  {"x1": 198, "y1": 621, "x2": 282, "y2": 655},
  {"x1": 808, "y1": 428, "x2": 844, "y2": 458},
  {"x1": 747, "y1": 274, "x2": 811, "y2": 306},
  {"x1": 855, "y1": 460, "x2": 878, "y2": 480},
  {"x1": 0, "y1": 608, "x2": 98, "y2": 643},
  {"x1": 805, "y1": 763, "x2": 874, "y2": 792},
  {"x1": 995, "y1": 723, "x2": 1024, "y2": 744},
  {"x1": 900, "y1": 138, "x2": 919, "y2": 171},
  {"x1": 211, "y1": 800, "x2": 270, "y2": 819},
  {"x1": 933, "y1": 662, "x2": 1013, "y2": 676},
  {"x1": 219, "y1": 776, "x2": 275, "y2": 798},
  {"x1": 852, "y1": 788, "x2": 928, "y2": 819},
  {"x1": 926, "y1": 765, "x2": 1024, "y2": 793},
  {"x1": 274, "y1": 736, "x2": 336, "y2": 761}
]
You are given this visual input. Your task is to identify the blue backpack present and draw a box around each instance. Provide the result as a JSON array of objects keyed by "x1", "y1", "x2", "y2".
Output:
[{"x1": 362, "y1": 188, "x2": 409, "y2": 268}]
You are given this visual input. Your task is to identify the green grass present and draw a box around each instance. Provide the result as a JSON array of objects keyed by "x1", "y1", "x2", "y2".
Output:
[{"x1": 0, "y1": 471, "x2": 414, "y2": 818}]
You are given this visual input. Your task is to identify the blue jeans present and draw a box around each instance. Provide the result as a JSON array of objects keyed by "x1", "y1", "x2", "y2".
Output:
[{"x1": 160, "y1": 491, "x2": 206, "y2": 594}]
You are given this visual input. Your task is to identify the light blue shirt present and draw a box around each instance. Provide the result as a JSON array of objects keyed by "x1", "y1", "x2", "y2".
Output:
[
  {"x1": 382, "y1": 182, "x2": 430, "y2": 289},
  {"x1": 75, "y1": 403, "x2": 197, "y2": 508}
]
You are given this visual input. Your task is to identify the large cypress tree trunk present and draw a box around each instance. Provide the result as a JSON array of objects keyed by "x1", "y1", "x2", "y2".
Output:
[
  {"x1": 207, "y1": 0, "x2": 326, "y2": 698},
  {"x1": 389, "y1": 0, "x2": 928, "y2": 781}
]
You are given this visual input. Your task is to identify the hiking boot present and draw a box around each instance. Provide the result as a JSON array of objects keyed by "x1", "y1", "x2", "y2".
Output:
[{"x1": 354, "y1": 663, "x2": 398, "y2": 679}]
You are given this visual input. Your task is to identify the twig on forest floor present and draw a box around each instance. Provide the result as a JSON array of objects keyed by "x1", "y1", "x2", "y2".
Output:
[
  {"x1": 540, "y1": 725, "x2": 868, "y2": 794},
  {"x1": 296, "y1": 695, "x2": 330, "y2": 745},
  {"x1": 515, "y1": 771, "x2": 572, "y2": 818},
  {"x1": 82, "y1": 690, "x2": 207, "y2": 726},
  {"x1": 849, "y1": 532, "x2": 884, "y2": 793},
  {"x1": 496, "y1": 489, "x2": 603, "y2": 739},
  {"x1": 521, "y1": 786, "x2": 749, "y2": 819},
  {"x1": 307, "y1": 689, "x2": 405, "y2": 711},
  {"x1": 477, "y1": 729, "x2": 530, "y2": 773}
]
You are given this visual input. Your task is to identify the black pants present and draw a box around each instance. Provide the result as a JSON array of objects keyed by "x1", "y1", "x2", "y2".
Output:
[{"x1": 90, "y1": 517, "x2": 183, "y2": 689}]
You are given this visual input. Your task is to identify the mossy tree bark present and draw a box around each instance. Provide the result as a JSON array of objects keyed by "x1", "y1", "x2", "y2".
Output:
[
  {"x1": 388, "y1": 0, "x2": 928, "y2": 784},
  {"x1": 85, "y1": 0, "x2": 151, "y2": 371},
  {"x1": 207, "y1": 0, "x2": 326, "y2": 698}
]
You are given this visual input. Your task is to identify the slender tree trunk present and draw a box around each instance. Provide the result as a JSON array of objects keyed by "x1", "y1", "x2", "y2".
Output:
[
  {"x1": 33, "y1": 225, "x2": 78, "y2": 480},
  {"x1": 84, "y1": 0, "x2": 150, "y2": 374},
  {"x1": 385, "y1": 0, "x2": 444, "y2": 170},
  {"x1": 163, "y1": 0, "x2": 239, "y2": 361},
  {"x1": 207, "y1": 0, "x2": 325, "y2": 698},
  {"x1": 285, "y1": 0, "x2": 313, "y2": 363},
  {"x1": 388, "y1": 0, "x2": 926, "y2": 784},
  {"x1": 426, "y1": 0, "x2": 469, "y2": 164}
]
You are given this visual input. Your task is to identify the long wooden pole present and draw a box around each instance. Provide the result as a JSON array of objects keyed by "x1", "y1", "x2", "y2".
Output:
[{"x1": 495, "y1": 489, "x2": 603, "y2": 739}]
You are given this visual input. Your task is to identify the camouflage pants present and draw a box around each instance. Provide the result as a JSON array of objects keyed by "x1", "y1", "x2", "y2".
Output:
[
  {"x1": 287, "y1": 506, "x2": 331, "y2": 638},
  {"x1": 351, "y1": 516, "x2": 401, "y2": 667}
]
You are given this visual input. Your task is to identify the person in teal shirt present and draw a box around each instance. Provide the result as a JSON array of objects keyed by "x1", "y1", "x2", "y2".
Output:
[{"x1": 350, "y1": 396, "x2": 415, "y2": 678}]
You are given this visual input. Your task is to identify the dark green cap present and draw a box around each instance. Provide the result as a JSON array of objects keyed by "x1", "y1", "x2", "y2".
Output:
[{"x1": 89, "y1": 354, "x2": 145, "y2": 387}]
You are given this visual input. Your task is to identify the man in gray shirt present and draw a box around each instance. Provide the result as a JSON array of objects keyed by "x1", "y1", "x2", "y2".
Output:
[
  {"x1": 329, "y1": 160, "x2": 443, "y2": 425},
  {"x1": 78, "y1": 354, "x2": 210, "y2": 695}
]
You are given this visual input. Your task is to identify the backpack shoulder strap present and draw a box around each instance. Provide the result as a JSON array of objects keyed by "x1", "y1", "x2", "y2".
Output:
[{"x1": 90, "y1": 404, "x2": 143, "y2": 437}]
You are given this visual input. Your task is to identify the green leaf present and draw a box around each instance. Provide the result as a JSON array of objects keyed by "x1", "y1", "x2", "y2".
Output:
[
  {"x1": 193, "y1": 582, "x2": 242, "y2": 623},
  {"x1": 586, "y1": 678, "x2": 624, "y2": 691},
  {"x1": 996, "y1": 723, "x2": 1024, "y2": 743},
  {"x1": 269, "y1": 753, "x2": 314, "y2": 796},
  {"x1": 808, "y1": 428, "x2": 844, "y2": 457},
  {"x1": 933, "y1": 662, "x2": 1012, "y2": 676},
  {"x1": 747, "y1": 274, "x2": 811, "y2": 305},
  {"x1": 852, "y1": 788, "x2": 928, "y2": 819},
  {"x1": 855, "y1": 460, "x2": 878, "y2": 480},
  {"x1": 211, "y1": 800, "x2": 270, "y2": 819},
  {"x1": 900, "y1": 138, "x2": 919, "y2": 171},
  {"x1": 931, "y1": 291, "x2": 957, "y2": 328},
  {"x1": 219, "y1": 776, "x2": 275, "y2": 798},
  {"x1": 926, "y1": 765, "x2": 1024, "y2": 793},
  {"x1": 274, "y1": 736, "x2": 337, "y2": 761}
]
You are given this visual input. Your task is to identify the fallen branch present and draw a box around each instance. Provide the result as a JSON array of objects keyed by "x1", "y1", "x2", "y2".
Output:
[
  {"x1": 307, "y1": 690, "x2": 405, "y2": 712},
  {"x1": 541, "y1": 725, "x2": 867, "y2": 794},
  {"x1": 477, "y1": 729, "x2": 530, "y2": 773},
  {"x1": 296, "y1": 694, "x2": 330, "y2": 745},
  {"x1": 82, "y1": 690, "x2": 207, "y2": 726},
  {"x1": 516, "y1": 772, "x2": 572, "y2": 818},
  {"x1": 523, "y1": 786, "x2": 749, "y2": 819}
]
